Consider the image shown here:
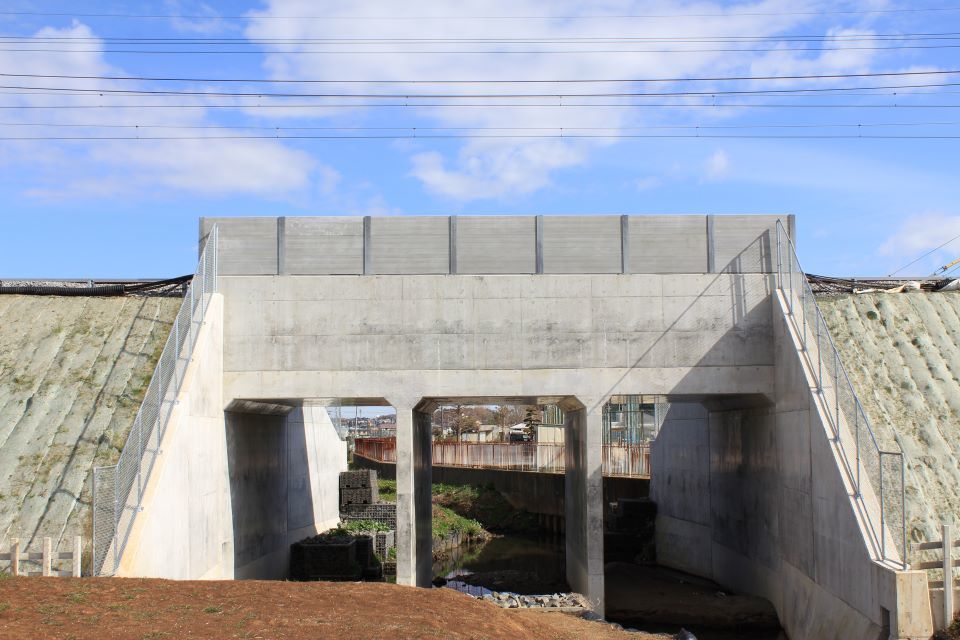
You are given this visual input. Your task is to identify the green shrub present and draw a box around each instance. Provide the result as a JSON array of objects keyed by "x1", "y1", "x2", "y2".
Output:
[
  {"x1": 378, "y1": 479, "x2": 396, "y2": 502},
  {"x1": 340, "y1": 519, "x2": 391, "y2": 533}
]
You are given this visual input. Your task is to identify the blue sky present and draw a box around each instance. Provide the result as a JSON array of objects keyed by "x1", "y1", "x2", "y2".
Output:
[{"x1": 1, "y1": 1, "x2": 959, "y2": 278}]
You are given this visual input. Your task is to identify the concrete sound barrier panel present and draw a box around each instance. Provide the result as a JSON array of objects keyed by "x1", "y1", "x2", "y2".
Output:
[
  {"x1": 627, "y1": 215, "x2": 708, "y2": 274},
  {"x1": 369, "y1": 216, "x2": 449, "y2": 274},
  {"x1": 283, "y1": 217, "x2": 364, "y2": 275},
  {"x1": 542, "y1": 216, "x2": 622, "y2": 274},
  {"x1": 455, "y1": 216, "x2": 537, "y2": 274}
]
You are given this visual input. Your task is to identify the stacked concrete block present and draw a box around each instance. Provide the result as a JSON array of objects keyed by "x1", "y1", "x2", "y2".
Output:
[
  {"x1": 340, "y1": 503, "x2": 397, "y2": 529},
  {"x1": 375, "y1": 530, "x2": 394, "y2": 558},
  {"x1": 339, "y1": 470, "x2": 379, "y2": 506},
  {"x1": 289, "y1": 534, "x2": 360, "y2": 581},
  {"x1": 340, "y1": 469, "x2": 378, "y2": 489}
]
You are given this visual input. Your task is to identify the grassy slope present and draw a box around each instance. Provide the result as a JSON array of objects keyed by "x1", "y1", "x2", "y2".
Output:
[
  {"x1": 0, "y1": 295, "x2": 180, "y2": 560},
  {"x1": 820, "y1": 292, "x2": 960, "y2": 547}
]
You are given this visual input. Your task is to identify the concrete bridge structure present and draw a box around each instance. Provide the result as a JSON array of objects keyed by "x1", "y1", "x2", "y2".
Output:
[{"x1": 102, "y1": 214, "x2": 933, "y2": 640}]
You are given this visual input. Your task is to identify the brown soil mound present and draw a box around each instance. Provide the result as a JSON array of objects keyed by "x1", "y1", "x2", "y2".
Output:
[{"x1": 0, "y1": 577, "x2": 659, "y2": 639}]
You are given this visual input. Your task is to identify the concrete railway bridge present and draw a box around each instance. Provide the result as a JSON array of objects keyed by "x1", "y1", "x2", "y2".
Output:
[{"x1": 93, "y1": 214, "x2": 933, "y2": 640}]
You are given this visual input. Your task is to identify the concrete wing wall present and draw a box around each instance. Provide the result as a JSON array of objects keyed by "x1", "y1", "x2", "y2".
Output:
[
  {"x1": 202, "y1": 214, "x2": 790, "y2": 276},
  {"x1": 650, "y1": 292, "x2": 932, "y2": 640},
  {"x1": 116, "y1": 296, "x2": 348, "y2": 580}
]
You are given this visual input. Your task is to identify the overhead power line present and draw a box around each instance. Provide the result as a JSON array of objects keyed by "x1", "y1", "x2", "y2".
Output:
[
  {"x1": 4, "y1": 81, "x2": 958, "y2": 99},
  {"x1": 3, "y1": 69, "x2": 958, "y2": 84},
  {"x1": 1, "y1": 133, "x2": 959, "y2": 141},
  {"x1": 3, "y1": 120, "x2": 958, "y2": 131},
  {"x1": 4, "y1": 32, "x2": 960, "y2": 43},
  {"x1": 2, "y1": 6, "x2": 960, "y2": 19},
  {"x1": 7, "y1": 44, "x2": 960, "y2": 55},
  {"x1": 3, "y1": 102, "x2": 960, "y2": 110},
  {"x1": 889, "y1": 233, "x2": 960, "y2": 276}
]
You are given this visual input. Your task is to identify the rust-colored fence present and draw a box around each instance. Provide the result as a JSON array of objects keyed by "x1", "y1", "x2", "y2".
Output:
[{"x1": 353, "y1": 438, "x2": 649, "y2": 478}]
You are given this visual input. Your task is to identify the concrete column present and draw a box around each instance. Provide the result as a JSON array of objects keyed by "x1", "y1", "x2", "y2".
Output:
[
  {"x1": 393, "y1": 399, "x2": 432, "y2": 587},
  {"x1": 564, "y1": 397, "x2": 605, "y2": 615}
]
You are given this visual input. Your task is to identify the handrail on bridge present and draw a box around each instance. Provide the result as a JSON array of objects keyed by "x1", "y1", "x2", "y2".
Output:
[
  {"x1": 775, "y1": 220, "x2": 907, "y2": 569},
  {"x1": 353, "y1": 437, "x2": 651, "y2": 479},
  {"x1": 91, "y1": 226, "x2": 219, "y2": 576}
]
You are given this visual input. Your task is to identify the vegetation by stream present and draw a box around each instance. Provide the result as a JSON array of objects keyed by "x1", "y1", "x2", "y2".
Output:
[
  {"x1": 377, "y1": 478, "x2": 540, "y2": 536},
  {"x1": 376, "y1": 479, "x2": 490, "y2": 540}
]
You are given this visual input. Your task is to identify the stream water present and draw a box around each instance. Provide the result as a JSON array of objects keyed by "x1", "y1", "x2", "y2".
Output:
[{"x1": 435, "y1": 533, "x2": 785, "y2": 640}]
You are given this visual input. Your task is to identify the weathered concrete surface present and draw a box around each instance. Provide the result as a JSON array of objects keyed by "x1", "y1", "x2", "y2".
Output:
[
  {"x1": 118, "y1": 297, "x2": 347, "y2": 579},
  {"x1": 221, "y1": 272, "x2": 776, "y2": 403},
  {"x1": 650, "y1": 292, "x2": 933, "y2": 640},
  {"x1": 0, "y1": 295, "x2": 179, "y2": 561}
]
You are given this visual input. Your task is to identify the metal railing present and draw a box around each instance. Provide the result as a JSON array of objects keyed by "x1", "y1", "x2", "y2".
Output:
[
  {"x1": 353, "y1": 437, "x2": 650, "y2": 478},
  {"x1": 91, "y1": 226, "x2": 219, "y2": 576},
  {"x1": 775, "y1": 220, "x2": 907, "y2": 568}
]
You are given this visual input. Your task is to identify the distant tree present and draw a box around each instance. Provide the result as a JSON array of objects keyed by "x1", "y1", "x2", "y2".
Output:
[{"x1": 522, "y1": 407, "x2": 542, "y2": 440}]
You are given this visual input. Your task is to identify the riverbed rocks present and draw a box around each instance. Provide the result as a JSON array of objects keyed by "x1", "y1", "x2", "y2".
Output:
[{"x1": 479, "y1": 591, "x2": 588, "y2": 610}]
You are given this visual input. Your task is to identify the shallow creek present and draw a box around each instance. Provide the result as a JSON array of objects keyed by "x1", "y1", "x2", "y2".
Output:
[{"x1": 434, "y1": 533, "x2": 784, "y2": 640}]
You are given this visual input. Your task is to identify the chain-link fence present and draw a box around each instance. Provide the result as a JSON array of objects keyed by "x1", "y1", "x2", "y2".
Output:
[
  {"x1": 91, "y1": 226, "x2": 219, "y2": 576},
  {"x1": 775, "y1": 221, "x2": 907, "y2": 568}
]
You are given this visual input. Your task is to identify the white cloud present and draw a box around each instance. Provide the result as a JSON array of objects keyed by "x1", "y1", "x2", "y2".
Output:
[
  {"x1": 411, "y1": 139, "x2": 584, "y2": 199},
  {"x1": 703, "y1": 149, "x2": 731, "y2": 181},
  {"x1": 878, "y1": 213, "x2": 960, "y2": 275},
  {"x1": 634, "y1": 176, "x2": 662, "y2": 191},
  {"x1": 95, "y1": 139, "x2": 316, "y2": 195},
  {"x1": 244, "y1": 0, "x2": 849, "y2": 201},
  {"x1": 0, "y1": 22, "x2": 331, "y2": 201},
  {"x1": 163, "y1": 0, "x2": 234, "y2": 34}
]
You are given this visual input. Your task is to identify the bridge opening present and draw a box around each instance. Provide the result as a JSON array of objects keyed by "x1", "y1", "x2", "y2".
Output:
[
  {"x1": 222, "y1": 398, "x2": 350, "y2": 580},
  {"x1": 346, "y1": 395, "x2": 660, "y2": 612}
]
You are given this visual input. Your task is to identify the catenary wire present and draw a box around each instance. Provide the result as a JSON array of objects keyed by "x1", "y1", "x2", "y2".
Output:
[
  {"x1": 3, "y1": 81, "x2": 959, "y2": 99},
  {"x1": 2, "y1": 120, "x2": 959, "y2": 131},
  {"x1": 4, "y1": 33, "x2": 960, "y2": 43},
  {"x1": 7, "y1": 44, "x2": 960, "y2": 54},
  {"x1": 2, "y1": 6, "x2": 960, "y2": 19},
  {"x1": 2, "y1": 69, "x2": 958, "y2": 84},
  {"x1": 1, "y1": 133, "x2": 960, "y2": 140},
  {"x1": 888, "y1": 233, "x2": 960, "y2": 276},
  {"x1": 3, "y1": 102, "x2": 960, "y2": 110}
]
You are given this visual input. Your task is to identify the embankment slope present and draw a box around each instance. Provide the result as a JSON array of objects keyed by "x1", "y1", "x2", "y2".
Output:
[
  {"x1": 0, "y1": 295, "x2": 179, "y2": 563},
  {"x1": 820, "y1": 292, "x2": 960, "y2": 545}
]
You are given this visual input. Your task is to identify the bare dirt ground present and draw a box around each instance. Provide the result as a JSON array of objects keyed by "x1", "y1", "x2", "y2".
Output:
[{"x1": 0, "y1": 577, "x2": 666, "y2": 640}]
